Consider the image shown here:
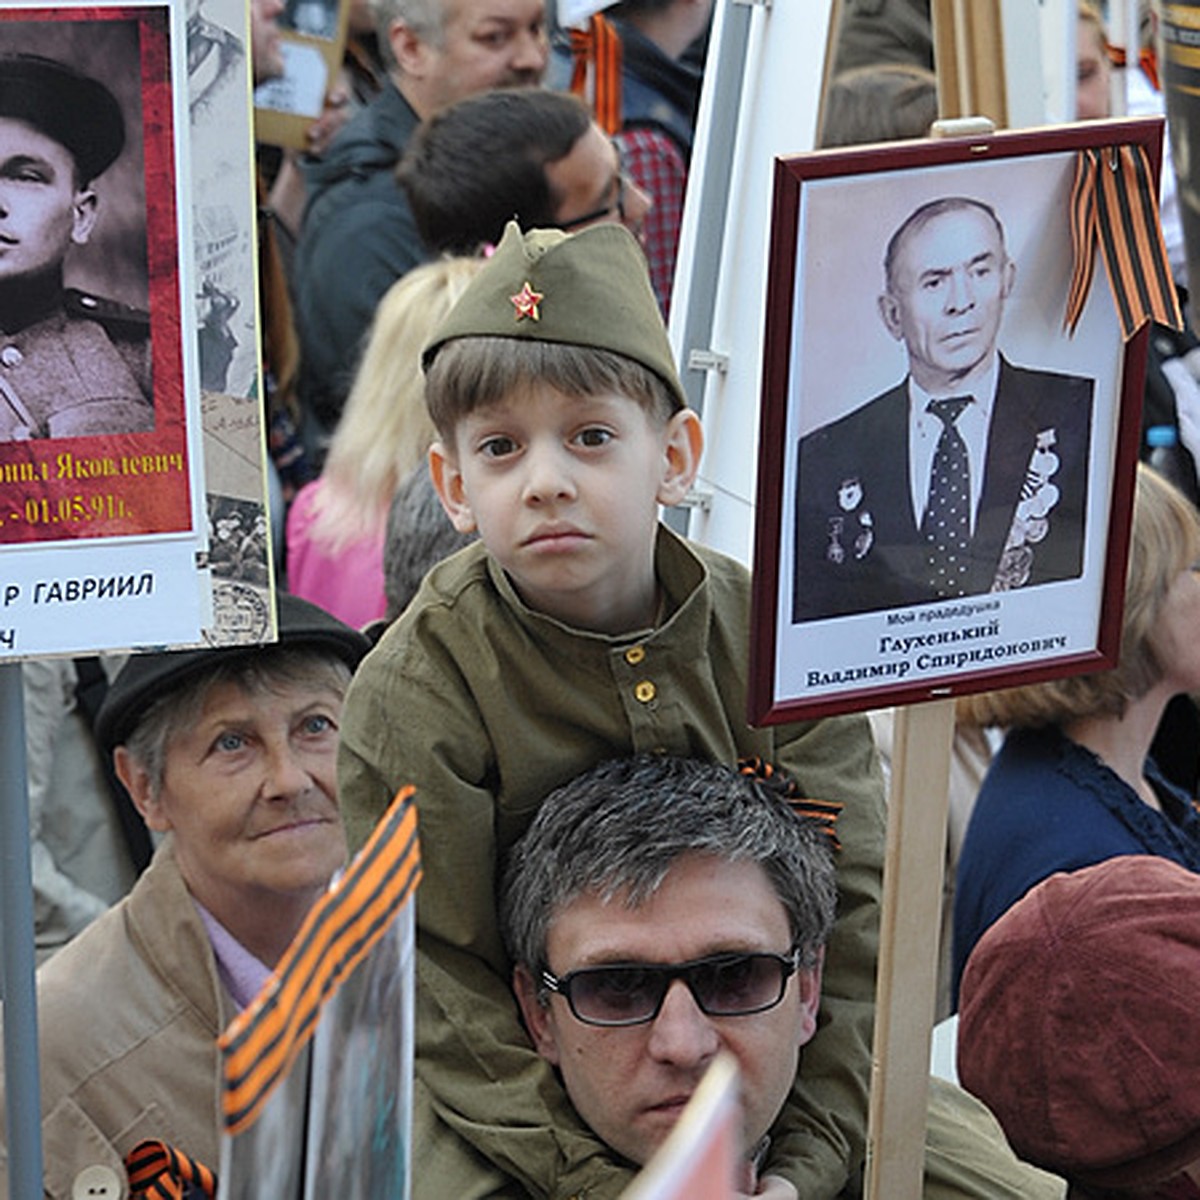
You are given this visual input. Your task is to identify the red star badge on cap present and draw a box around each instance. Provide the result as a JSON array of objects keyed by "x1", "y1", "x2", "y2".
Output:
[{"x1": 510, "y1": 281, "x2": 543, "y2": 322}]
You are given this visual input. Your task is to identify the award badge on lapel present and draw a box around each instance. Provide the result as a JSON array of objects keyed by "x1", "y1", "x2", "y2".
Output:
[
  {"x1": 826, "y1": 477, "x2": 874, "y2": 566},
  {"x1": 993, "y1": 428, "x2": 1062, "y2": 591}
]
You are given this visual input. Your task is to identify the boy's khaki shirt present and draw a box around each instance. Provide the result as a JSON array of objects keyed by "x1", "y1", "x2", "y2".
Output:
[{"x1": 338, "y1": 528, "x2": 887, "y2": 1198}]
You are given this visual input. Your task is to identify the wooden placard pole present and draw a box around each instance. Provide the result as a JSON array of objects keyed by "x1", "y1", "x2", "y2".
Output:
[
  {"x1": 824, "y1": 4, "x2": 1003, "y2": 1195},
  {"x1": 864, "y1": 698, "x2": 955, "y2": 1200}
]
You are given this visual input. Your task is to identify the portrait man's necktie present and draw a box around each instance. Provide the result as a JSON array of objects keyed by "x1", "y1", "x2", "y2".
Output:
[{"x1": 922, "y1": 396, "x2": 972, "y2": 598}]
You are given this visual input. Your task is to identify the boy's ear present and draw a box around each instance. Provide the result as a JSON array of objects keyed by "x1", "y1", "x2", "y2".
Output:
[
  {"x1": 428, "y1": 440, "x2": 478, "y2": 534},
  {"x1": 656, "y1": 408, "x2": 704, "y2": 508},
  {"x1": 113, "y1": 746, "x2": 170, "y2": 833},
  {"x1": 513, "y1": 963, "x2": 561, "y2": 1066}
]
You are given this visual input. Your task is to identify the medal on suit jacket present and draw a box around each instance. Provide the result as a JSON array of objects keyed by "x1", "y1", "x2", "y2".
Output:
[
  {"x1": 826, "y1": 477, "x2": 874, "y2": 565},
  {"x1": 992, "y1": 429, "x2": 1062, "y2": 591}
]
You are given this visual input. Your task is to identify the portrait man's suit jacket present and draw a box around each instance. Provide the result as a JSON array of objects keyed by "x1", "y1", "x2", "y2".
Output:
[{"x1": 793, "y1": 357, "x2": 1094, "y2": 622}]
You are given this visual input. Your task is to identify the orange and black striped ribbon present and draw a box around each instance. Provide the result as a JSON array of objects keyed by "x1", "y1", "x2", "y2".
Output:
[
  {"x1": 124, "y1": 1139, "x2": 217, "y2": 1199},
  {"x1": 788, "y1": 797, "x2": 844, "y2": 851},
  {"x1": 219, "y1": 785, "x2": 422, "y2": 1135},
  {"x1": 568, "y1": 14, "x2": 623, "y2": 135},
  {"x1": 1104, "y1": 44, "x2": 1159, "y2": 90},
  {"x1": 1065, "y1": 143, "x2": 1182, "y2": 339},
  {"x1": 1141, "y1": 45, "x2": 1160, "y2": 92},
  {"x1": 737, "y1": 755, "x2": 843, "y2": 850}
]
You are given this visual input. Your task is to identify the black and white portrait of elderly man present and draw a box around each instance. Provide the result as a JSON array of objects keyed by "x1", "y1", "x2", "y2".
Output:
[{"x1": 793, "y1": 195, "x2": 1094, "y2": 623}]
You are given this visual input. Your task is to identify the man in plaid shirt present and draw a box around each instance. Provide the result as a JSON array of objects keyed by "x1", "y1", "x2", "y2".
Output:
[{"x1": 607, "y1": 0, "x2": 711, "y2": 318}]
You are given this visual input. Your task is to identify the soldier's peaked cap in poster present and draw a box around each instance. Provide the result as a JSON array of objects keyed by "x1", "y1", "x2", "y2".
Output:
[{"x1": 0, "y1": 52, "x2": 125, "y2": 183}]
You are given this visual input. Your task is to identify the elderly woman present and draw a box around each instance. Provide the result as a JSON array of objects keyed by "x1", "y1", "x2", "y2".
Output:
[
  {"x1": 0, "y1": 593, "x2": 368, "y2": 1199},
  {"x1": 952, "y1": 465, "x2": 1200, "y2": 1005}
]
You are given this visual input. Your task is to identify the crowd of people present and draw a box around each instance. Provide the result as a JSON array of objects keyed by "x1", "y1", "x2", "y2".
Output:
[{"x1": 7, "y1": 1, "x2": 1200, "y2": 1198}]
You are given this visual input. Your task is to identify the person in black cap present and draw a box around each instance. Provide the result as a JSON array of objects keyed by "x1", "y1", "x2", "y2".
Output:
[
  {"x1": 0, "y1": 593, "x2": 369, "y2": 1198},
  {"x1": 0, "y1": 51, "x2": 155, "y2": 440}
]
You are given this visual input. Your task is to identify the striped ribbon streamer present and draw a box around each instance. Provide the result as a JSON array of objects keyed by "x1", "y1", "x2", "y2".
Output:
[
  {"x1": 219, "y1": 785, "x2": 422, "y2": 1134},
  {"x1": 569, "y1": 14, "x2": 623, "y2": 134},
  {"x1": 1065, "y1": 143, "x2": 1182, "y2": 339},
  {"x1": 124, "y1": 1139, "x2": 217, "y2": 1199},
  {"x1": 789, "y1": 797, "x2": 844, "y2": 851},
  {"x1": 736, "y1": 756, "x2": 843, "y2": 850}
]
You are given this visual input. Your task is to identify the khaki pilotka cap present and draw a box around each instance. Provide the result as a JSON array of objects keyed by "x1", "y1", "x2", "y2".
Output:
[{"x1": 421, "y1": 221, "x2": 687, "y2": 412}]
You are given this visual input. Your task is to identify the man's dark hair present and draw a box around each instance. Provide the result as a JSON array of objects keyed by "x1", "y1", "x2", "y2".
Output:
[
  {"x1": 500, "y1": 754, "x2": 838, "y2": 974},
  {"x1": 398, "y1": 88, "x2": 593, "y2": 255}
]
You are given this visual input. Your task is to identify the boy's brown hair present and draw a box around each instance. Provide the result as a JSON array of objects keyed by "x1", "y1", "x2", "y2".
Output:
[{"x1": 425, "y1": 336, "x2": 678, "y2": 441}]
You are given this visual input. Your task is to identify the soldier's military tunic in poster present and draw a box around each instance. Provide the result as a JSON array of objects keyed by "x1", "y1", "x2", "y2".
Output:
[{"x1": 0, "y1": 288, "x2": 154, "y2": 440}]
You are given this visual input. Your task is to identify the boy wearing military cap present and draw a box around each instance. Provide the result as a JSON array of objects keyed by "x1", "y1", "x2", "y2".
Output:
[
  {"x1": 337, "y1": 220, "x2": 888, "y2": 1198},
  {"x1": 0, "y1": 594, "x2": 368, "y2": 1197},
  {"x1": 0, "y1": 51, "x2": 154, "y2": 441}
]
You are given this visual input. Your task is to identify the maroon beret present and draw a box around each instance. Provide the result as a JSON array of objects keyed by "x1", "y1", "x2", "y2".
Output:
[{"x1": 957, "y1": 855, "x2": 1200, "y2": 1192}]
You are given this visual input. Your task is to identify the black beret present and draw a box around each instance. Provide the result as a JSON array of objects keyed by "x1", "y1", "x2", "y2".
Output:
[
  {"x1": 0, "y1": 53, "x2": 125, "y2": 182},
  {"x1": 96, "y1": 593, "x2": 371, "y2": 753}
]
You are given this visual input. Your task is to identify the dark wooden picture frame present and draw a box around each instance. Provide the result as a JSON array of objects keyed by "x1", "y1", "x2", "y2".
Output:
[{"x1": 750, "y1": 119, "x2": 1160, "y2": 724}]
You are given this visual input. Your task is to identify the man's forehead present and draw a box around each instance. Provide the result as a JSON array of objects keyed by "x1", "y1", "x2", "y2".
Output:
[
  {"x1": 545, "y1": 856, "x2": 791, "y2": 966},
  {"x1": 0, "y1": 114, "x2": 75, "y2": 166},
  {"x1": 895, "y1": 207, "x2": 1004, "y2": 274}
]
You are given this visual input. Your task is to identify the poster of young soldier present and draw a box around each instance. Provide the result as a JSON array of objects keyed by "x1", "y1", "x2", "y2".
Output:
[
  {"x1": 0, "y1": 2, "x2": 215, "y2": 658},
  {"x1": 749, "y1": 119, "x2": 1172, "y2": 723}
]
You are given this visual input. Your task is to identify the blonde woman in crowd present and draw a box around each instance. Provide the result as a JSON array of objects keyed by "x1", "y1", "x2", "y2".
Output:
[
  {"x1": 286, "y1": 256, "x2": 484, "y2": 626},
  {"x1": 951, "y1": 465, "x2": 1200, "y2": 1005}
]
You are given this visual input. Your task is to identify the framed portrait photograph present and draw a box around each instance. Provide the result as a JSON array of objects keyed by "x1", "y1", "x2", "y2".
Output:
[
  {"x1": 0, "y1": 0, "x2": 275, "y2": 659},
  {"x1": 749, "y1": 118, "x2": 1162, "y2": 724}
]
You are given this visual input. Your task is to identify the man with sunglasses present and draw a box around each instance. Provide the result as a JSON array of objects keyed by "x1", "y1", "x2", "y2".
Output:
[
  {"x1": 504, "y1": 754, "x2": 834, "y2": 1192},
  {"x1": 399, "y1": 87, "x2": 651, "y2": 258},
  {"x1": 421, "y1": 753, "x2": 1066, "y2": 1198}
]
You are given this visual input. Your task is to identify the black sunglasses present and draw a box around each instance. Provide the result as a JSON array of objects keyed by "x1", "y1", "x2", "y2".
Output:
[{"x1": 540, "y1": 948, "x2": 804, "y2": 1027}]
